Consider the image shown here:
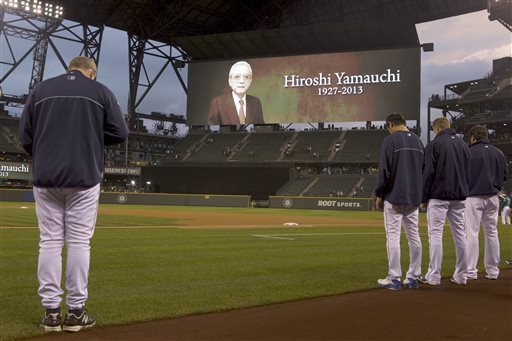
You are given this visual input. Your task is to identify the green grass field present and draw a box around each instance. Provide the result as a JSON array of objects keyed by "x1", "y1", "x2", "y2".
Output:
[{"x1": 1, "y1": 202, "x2": 511, "y2": 340}]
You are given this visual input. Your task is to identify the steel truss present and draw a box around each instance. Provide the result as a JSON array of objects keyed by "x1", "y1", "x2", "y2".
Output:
[
  {"x1": 0, "y1": 5, "x2": 103, "y2": 103},
  {"x1": 127, "y1": 33, "x2": 189, "y2": 130}
]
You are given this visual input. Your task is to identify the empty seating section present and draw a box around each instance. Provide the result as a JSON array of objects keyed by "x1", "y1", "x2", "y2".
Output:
[
  {"x1": 0, "y1": 113, "x2": 413, "y2": 200},
  {"x1": 0, "y1": 118, "x2": 24, "y2": 154},
  {"x1": 333, "y1": 130, "x2": 387, "y2": 163},
  {"x1": 462, "y1": 87, "x2": 494, "y2": 99},
  {"x1": 286, "y1": 131, "x2": 341, "y2": 161},
  {"x1": 304, "y1": 174, "x2": 361, "y2": 197},
  {"x1": 359, "y1": 176, "x2": 377, "y2": 197},
  {"x1": 187, "y1": 133, "x2": 245, "y2": 161},
  {"x1": 232, "y1": 132, "x2": 292, "y2": 161},
  {"x1": 276, "y1": 176, "x2": 316, "y2": 196},
  {"x1": 169, "y1": 133, "x2": 207, "y2": 160}
]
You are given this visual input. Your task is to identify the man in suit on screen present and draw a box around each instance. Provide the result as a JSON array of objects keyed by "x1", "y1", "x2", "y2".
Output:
[{"x1": 207, "y1": 61, "x2": 264, "y2": 125}]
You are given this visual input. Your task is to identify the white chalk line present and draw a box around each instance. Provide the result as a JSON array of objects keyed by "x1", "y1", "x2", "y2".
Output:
[
  {"x1": 252, "y1": 231, "x2": 429, "y2": 241},
  {"x1": 252, "y1": 232, "x2": 384, "y2": 240},
  {"x1": 252, "y1": 234, "x2": 297, "y2": 240}
]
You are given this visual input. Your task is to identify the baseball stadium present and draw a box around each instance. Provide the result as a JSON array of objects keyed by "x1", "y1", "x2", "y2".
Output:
[{"x1": 1, "y1": 0, "x2": 511, "y2": 340}]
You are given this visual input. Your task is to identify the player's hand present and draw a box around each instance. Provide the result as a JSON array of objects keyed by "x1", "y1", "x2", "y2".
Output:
[{"x1": 375, "y1": 197, "x2": 383, "y2": 211}]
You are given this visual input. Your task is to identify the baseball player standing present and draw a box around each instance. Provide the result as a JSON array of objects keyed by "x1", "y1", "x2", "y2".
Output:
[
  {"x1": 19, "y1": 56, "x2": 129, "y2": 332},
  {"x1": 465, "y1": 125, "x2": 507, "y2": 280},
  {"x1": 375, "y1": 113, "x2": 424, "y2": 290},
  {"x1": 500, "y1": 192, "x2": 511, "y2": 225},
  {"x1": 421, "y1": 117, "x2": 471, "y2": 286}
]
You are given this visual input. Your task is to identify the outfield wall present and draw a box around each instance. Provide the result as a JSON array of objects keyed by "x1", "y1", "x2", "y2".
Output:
[
  {"x1": 0, "y1": 190, "x2": 250, "y2": 208},
  {"x1": 269, "y1": 196, "x2": 372, "y2": 211},
  {"x1": 141, "y1": 165, "x2": 290, "y2": 200}
]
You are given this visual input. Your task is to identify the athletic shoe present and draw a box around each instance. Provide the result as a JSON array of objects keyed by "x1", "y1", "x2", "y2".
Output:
[
  {"x1": 63, "y1": 309, "x2": 96, "y2": 332},
  {"x1": 377, "y1": 278, "x2": 401, "y2": 291},
  {"x1": 485, "y1": 274, "x2": 498, "y2": 280},
  {"x1": 505, "y1": 260, "x2": 512, "y2": 265},
  {"x1": 40, "y1": 308, "x2": 62, "y2": 332},
  {"x1": 467, "y1": 275, "x2": 478, "y2": 280},
  {"x1": 450, "y1": 277, "x2": 467, "y2": 285},
  {"x1": 403, "y1": 277, "x2": 419, "y2": 289},
  {"x1": 418, "y1": 276, "x2": 440, "y2": 286}
]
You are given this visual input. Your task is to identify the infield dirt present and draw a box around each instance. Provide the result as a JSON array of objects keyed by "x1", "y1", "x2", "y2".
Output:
[{"x1": 31, "y1": 269, "x2": 512, "y2": 340}]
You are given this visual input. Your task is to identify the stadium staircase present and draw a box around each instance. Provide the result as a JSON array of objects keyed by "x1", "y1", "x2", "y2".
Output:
[
  {"x1": 277, "y1": 132, "x2": 299, "y2": 161},
  {"x1": 333, "y1": 130, "x2": 387, "y2": 163},
  {"x1": 226, "y1": 134, "x2": 251, "y2": 161},
  {"x1": 179, "y1": 133, "x2": 210, "y2": 161},
  {"x1": 284, "y1": 130, "x2": 342, "y2": 162},
  {"x1": 488, "y1": 78, "x2": 512, "y2": 96},
  {"x1": 328, "y1": 131, "x2": 347, "y2": 162},
  {"x1": 300, "y1": 176, "x2": 320, "y2": 196},
  {"x1": 296, "y1": 174, "x2": 361, "y2": 197},
  {"x1": 0, "y1": 120, "x2": 24, "y2": 154},
  {"x1": 276, "y1": 176, "x2": 316, "y2": 196},
  {"x1": 186, "y1": 133, "x2": 245, "y2": 161},
  {"x1": 230, "y1": 132, "x2": 295, "y2": 161}
]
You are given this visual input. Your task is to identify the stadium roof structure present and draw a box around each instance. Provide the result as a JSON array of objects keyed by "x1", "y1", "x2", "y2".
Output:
[
  {"x1": 427, "y1": 56, "x2": 512, "y2": 142},
  {"x1": 0, "y1": 0, "x2": 494, "y2": 129},
  {"x1": 59, "y1": 0, "x2": 487, "y2": 60}
]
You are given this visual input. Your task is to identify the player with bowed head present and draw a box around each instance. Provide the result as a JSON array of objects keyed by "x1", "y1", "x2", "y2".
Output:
[
  {"x1": 20, "y1": 56, "x2": 129, "y2": 332},
  {"x1": 465, "y1": 125, "x2": 507, "y2": 280},
  {"x1": 420, "y1": 117, "x2": 471, "y2": 286},
  {"x1": 374, "y1": 113, "x2": 424, "y2": 290}
]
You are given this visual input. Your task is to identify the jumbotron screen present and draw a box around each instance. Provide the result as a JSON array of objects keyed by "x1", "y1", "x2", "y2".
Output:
[{"x1": 187, "y1": 47, "x2": 420, "y2": 125}]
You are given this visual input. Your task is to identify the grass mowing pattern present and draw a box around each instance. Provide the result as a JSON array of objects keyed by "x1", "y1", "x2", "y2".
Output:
[{"x1": 1, "y1": 202, "x2": 511, "y2": 339}]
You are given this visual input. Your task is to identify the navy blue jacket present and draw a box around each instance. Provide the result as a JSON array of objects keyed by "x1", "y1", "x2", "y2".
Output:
[
  {"x1": 468, "y1": 139, "x2": 508, "y2": 196},
  {"x1": 422, "y1": 128, "x2": 471, "y2": 202},
  {"x1": 374, "y1": 130, "x2": 424, "y2": 206},
  {"x1": 19, "y1": 70, "x2": 129, "y2": 188}
]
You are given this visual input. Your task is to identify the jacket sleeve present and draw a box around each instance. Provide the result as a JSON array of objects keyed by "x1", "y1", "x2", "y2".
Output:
[
  {"x1": 255, "y1": 97, "x2": 264, "y2": 124},
  {"x1": 422, "y1": 142, "x2": 435, "y2": 203},
  {"x1": 103, "y1": 87, "x2": 129, "y2": 146},
  {"x1": 207, "y1": 97, "x2": 220, "y2": 125},
  {"x1": 19, "y1": 89, "x2": 36, "y2": 156},
  {"x1": 374, "y1": 138, "x2": 391, "y2": 198},
  {"x1": 464, "y1": 144, "x2": 472, "y2": 192},
  {"x1": 497, "y1": 149, "x2": 508, "y2": 187}
]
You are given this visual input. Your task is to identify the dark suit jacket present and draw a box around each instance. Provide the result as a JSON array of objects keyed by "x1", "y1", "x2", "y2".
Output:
[{"x1": 208, "y1": 93, "x2": 264, "y2": 125}]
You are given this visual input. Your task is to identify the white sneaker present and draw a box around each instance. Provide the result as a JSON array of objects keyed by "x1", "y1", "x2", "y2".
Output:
[
  {"x1": 485, "y1": 274, "x2": 498, "y2": 280},
  {"x1": 377, "y1": 277, "x2": 401, "y2": 290},
  {"x1": 450, "y1": 277, "x2": 467, "y2": 285},
  {"x1": 418, "y1": 276, "x2": 440, "y2": 286}
]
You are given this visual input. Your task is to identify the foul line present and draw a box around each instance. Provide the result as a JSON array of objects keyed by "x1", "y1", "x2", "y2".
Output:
[
  {"x1": 252, "y1": 232, "x2": 384, "y2": 241},
  {"x1": 251, "y1": 231, "x2": 429, "y2": 241}
]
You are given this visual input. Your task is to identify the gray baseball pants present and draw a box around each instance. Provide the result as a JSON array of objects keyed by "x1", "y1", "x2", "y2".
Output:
[
  {"x1": 425, "y1": 199, "x2": 468, "y2": 284},
  {"x1": 33, "y1": 184, "x2": 100, "y2": 310},
  {"x1": 465, "y1": 195, "x2": 500, "y2": 279},
  {"x1": 383, "y1": 201, "x2": 422, "y2": 280}
]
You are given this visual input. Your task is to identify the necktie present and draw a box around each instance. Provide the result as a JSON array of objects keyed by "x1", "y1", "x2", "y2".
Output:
[{"x1": 239, "y1": 99, "x2": 245, "y2": 124}]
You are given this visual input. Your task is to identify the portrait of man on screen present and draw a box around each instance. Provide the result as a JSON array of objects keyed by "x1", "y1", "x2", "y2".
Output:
[{"x1": 207, "y1": 61, "x2": 264, "y2": 125}]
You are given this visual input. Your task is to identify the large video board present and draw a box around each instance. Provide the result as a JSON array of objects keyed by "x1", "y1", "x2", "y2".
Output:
[{"x1": 187, "y1": 47, "x2": 420, "y2": 125}]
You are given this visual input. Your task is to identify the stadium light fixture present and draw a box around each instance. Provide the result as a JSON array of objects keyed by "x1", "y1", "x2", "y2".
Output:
[
  {"x1": 0, "y1": 0, "x2": 64, "y2": 18},
  {"x1": 421, "y1": 42, "x2": 434, "y2": 52}
]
